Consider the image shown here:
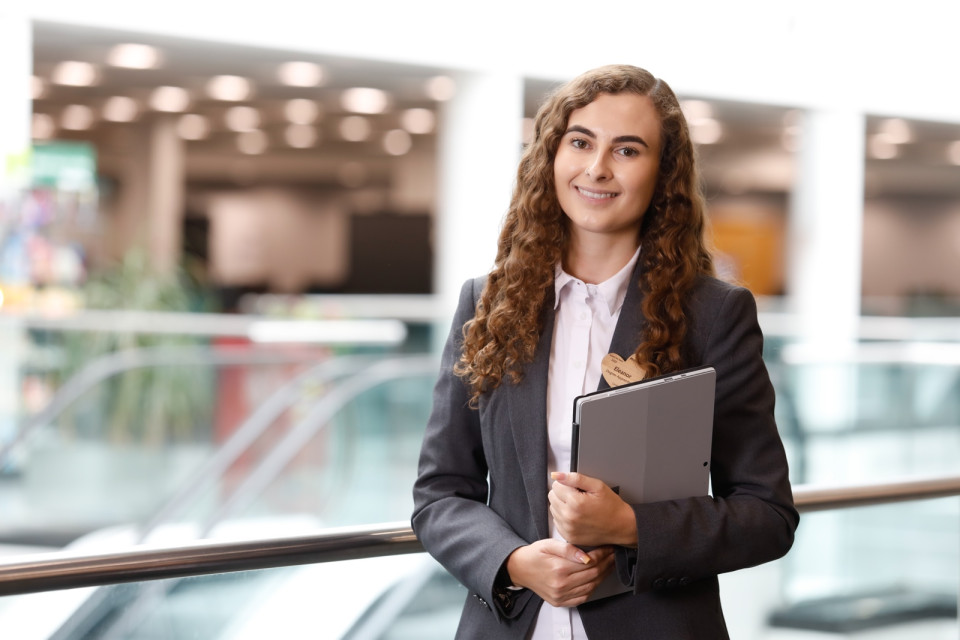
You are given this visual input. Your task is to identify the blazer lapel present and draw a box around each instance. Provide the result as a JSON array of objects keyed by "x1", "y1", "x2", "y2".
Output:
[
  {"x1": 506, "y1": 290, "x2": 555, "y2": 541},
  {"x1": 598, "y1": 260, "x2": 646, "y2": 392}
]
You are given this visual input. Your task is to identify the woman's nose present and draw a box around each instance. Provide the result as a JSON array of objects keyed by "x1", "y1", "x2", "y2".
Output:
[{"x1": 584, "y1": 151, "x2": 611, "y2": 180}]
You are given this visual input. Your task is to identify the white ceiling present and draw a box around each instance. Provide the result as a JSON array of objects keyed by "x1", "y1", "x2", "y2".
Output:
[{"x1": 29, "y1": 20, "x2": 960, "y2": 199}]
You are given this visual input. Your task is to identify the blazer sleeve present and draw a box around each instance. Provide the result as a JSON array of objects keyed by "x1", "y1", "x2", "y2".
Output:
[
  {"x1": 616, "y1": 283, "x2": 799, "y2": 592},
  {"x1": 411, "y1": 278, "x2": 533, "y2": 621}
]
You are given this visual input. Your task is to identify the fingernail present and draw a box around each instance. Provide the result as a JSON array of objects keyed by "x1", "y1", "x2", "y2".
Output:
[
  {"x1": 577, "y1": 553, "x2": 591, "y2": 565},
  {"x1": 551, "y1": 471, "x2": 565, "y2": 481}
]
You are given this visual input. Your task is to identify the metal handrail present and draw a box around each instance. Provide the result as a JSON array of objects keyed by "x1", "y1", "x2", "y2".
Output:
[
  {"x1": 793, "y1": 474, "x2": 960, "y2": 512},
  {"x1": 0, "y1": 522, "x2": 422, "y2": 598},
  {"x1": 1, "y1": 474, "x2": 958, "y2": 598}
]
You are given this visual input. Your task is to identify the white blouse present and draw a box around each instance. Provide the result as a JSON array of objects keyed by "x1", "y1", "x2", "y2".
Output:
[{"x1": 531, "y1": 247, "x2": 639, "y2": 640}]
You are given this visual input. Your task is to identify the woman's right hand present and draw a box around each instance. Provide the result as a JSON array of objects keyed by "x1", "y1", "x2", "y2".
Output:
[{"x1": 505, "y1": 540, "x2": 614, "y2": 607}]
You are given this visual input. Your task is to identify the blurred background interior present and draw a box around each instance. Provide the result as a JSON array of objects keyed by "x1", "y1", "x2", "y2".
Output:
[{"x1": 0, "y1": 3, "x2": 958, "y2": 639}]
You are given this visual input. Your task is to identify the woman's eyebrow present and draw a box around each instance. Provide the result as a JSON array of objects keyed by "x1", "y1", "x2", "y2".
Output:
[
  {"x1": 565, "y1": 124, "x2": 596, "y2": 138},
  {"x1": 614, "y1": 134, "x2": 650, "y2": 148},
  {"x1": 564, "y1": 125, "x2": 649, "y2": 149}
]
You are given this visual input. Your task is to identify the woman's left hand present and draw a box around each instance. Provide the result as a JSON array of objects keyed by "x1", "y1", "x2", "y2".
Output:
[{"x1": 549, "y1": 472, "x2": 638, "y2": 547}]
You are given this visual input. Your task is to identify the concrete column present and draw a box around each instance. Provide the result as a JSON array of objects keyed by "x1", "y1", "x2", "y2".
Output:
[
  {"x1": 434, "y1": 70, "x2": 524, "y2": 316},
  {"x1": 147, "y1": 115, "x2": 185, "y2": 273},
  {"x1": 787, "y1": 109, "x2": 866, "y2": 340},
  {"x1": 786, "y1": 109, "x2": 866, "y2": 436},
  {"x1": 119, "y1": 114, "x2": 185, "y2": 273}
]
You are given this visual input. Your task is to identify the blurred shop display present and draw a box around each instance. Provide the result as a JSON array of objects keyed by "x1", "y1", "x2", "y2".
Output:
[
  {"x1": 0, "y1": 141, "x2": 99, "y2": 475},
  {"x1": 708, "y1": 200, "x2": 786, "y2": 297},
  {"x1": 0, "y1": 141, "x2": 98, "y2": 313},
  {"x1": 0, "y1": 142, "x2": 215, "y2": 470}
]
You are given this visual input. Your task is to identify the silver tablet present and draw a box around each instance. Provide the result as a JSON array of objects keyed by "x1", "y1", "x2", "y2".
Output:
[
  {"x1": 571, "y1": 365, "x2": 716, "y2": 601},
  {"x1": 571, "y1": 365, "x2": 716, "y2": 505}
]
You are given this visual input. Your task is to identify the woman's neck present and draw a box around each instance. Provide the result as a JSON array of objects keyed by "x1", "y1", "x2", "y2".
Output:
[{"x1": 562, "y1": 233, "x2": 640, "y2": 284}]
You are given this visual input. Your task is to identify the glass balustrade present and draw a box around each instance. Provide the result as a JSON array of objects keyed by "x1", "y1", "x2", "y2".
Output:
[
  {"x1": 0, "y1": 496, "x2": 956, "y2": 639},
  {"x1": 0, "y1": 313, "x2": 431, "y2": 555},
  {"x1": 0, "y1": 309, "x2": 957, "y2": 638}
]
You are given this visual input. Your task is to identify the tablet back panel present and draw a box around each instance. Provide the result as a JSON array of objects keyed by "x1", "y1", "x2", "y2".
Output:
[
  {"x1": 573, "y1": 366, "x2": 716, "y2": 505},
  {"x1": 571, "y1": 367, "x2": 715, "y2": 601}
]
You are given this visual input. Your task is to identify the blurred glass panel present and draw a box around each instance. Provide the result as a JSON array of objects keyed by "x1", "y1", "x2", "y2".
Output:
[
  {"x1": 0, "y1": 314, "x2": 430, "y2": 555},
  {"x1": 208, "y1": 366, "x2": 436, "y2": 530},
  {"x1": 0, "y1": 497, "x2": 955, "y2": 640},
  {"x1": 761, "y1": 331, "x2": 960, "y2": 487},
  {"x1": 739, "y1": 499, "x2": 959, "y2": 640}
]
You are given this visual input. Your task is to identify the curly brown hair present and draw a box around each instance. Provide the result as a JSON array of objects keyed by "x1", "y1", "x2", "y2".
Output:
[{"x1": 455, "y1": 64, "x2": 714, "y2": 406}]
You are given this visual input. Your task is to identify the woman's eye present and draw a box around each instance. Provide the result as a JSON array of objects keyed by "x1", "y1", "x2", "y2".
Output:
[
  {"x1": 618, "y1": 147, "x2": 639, "y2": 157},
  {"x1": 571, "y1": 138, "x2": 588, "y2": 149}
]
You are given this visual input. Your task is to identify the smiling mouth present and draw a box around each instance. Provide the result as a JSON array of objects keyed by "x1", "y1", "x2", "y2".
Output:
[{"x1": 576, "y1": 186, "x2": 618, "y2": 200}]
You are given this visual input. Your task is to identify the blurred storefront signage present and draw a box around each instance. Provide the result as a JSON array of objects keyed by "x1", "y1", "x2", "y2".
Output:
[{"x1": 30, "y1": 141, "x2": 96, "y2": 191}]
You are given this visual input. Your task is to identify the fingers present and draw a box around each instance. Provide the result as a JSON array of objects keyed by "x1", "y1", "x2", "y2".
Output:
[
  {"x1": 549, "y1": 473, "x2": 636, "y2": 546},
  {"x1": 529, "y1": 538, "x2": 590, "y2": 565},
  {"x1": 586, "y1": 545, "x2": 615, "y2": 564},
  {"x1": 551, "y1": 471, "x2": 605, "y2": 493},
  {"x1": 541, "y1": 546, "x2": 615, "y2": 607},
  {"x1": 506, "y1": 540, "x2": 615, "y2": 607}
]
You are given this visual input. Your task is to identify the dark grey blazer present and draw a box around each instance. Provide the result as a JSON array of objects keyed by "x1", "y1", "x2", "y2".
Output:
[{"x1": 412, "y1": 263, "x2": 799, "y2": 639}]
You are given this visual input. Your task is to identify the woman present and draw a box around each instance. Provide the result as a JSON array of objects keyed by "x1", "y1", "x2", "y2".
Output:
[{"x1": 412, "y1": 64, "x2": 798, "y2": 639}]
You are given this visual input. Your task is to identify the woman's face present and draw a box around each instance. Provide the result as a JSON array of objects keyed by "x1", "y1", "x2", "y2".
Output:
[{"x1": 553, "y1": 92, "x2": 661, "y2": 245}]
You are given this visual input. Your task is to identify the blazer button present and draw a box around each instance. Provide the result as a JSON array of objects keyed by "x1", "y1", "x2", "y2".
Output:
[
  {"x1": 652, "y1": 578, "x2": 665, "y2": 589},
  {"x1": 679, "y1": 577, "x2": 690, "y2": 586},
  {"x1": 666, "y1": 578, "x2": 678, "y2": 588}
]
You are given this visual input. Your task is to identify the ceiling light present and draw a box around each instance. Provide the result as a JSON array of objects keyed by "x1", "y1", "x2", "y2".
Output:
[
  {"x1": 102, "y1": 96, "x2": 138, "y2": 122},
  {"x1": 52, "y1": 61, "x2": 98, "y2": 87},
  {"x1": 383, "y1": 129, "x2": 412, "y2": 155},
  {"x1": 237, "y1": 130, "x2": 268, "y2": 154},
  {"x1": 31, "y1": 76, "x2": 47, "y2": 100},
  {"x1": 107, "y1": 43, "x2": 162, "y2": 69},
  {"x1": 61, "y1": 104, "x2": 95, "y2": 130},
  {"x1": 339, "y1": 115, "x2": 371, "y2": 141},
  {"x1": 425, "y1": 75, "x2": 456, "y2": 101},
  {"x1": 689, "y1": 118, "x2": 723, "y2": 145},
  {"x1": 32, "y1": 113, "x2": 56, "y2": 139},
  {"x1": 150, "y1": 86, "x2": 190, "y2": 112},
  {"x1": 341, "y1": 87, "x2": 389, "y2": 114},
  {"x1": 285, "y1": 124, "x2": 317, "y2": 148},
  {"x1": 680, "y1": 99, "x2": 713, "y2": 122},
  {"x1": 284, "y1": 98, "x2": 321, "y2": 124},
  {"x1": 947, "y1": 140, "x2": 960, "y2": 165},
  {"x1": 877, "y1": 118, "x2": 913, "y2": 144},
  {"x1": 400, "y1": 108, "x2": 435, "y2": 134},
  {"x1": 338, "y1": 161, "x2": 367, "y2": 188},
  {"x1": 868, "y1": 134, "x2": 898, "y2": 159},
  {"x1": 225, "y1": 105, "x2": 260, "y2": 132},
  {"x1": 207, "y1": 75, "x2": 252, "y2": 101},
  {"x1": 177, "y1": 114, "x2": 209, "y2": 140},
  {"x1": 277, "y1": 61, "x2": 325, "y2": 87}
]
